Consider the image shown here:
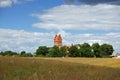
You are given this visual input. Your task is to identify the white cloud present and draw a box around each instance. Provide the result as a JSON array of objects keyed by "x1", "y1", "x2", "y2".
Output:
[
  {"x1": 31, "y1": 4, "x2": 120, "y2": 31},
  {"x1": 61, "y1": 30, "x2": 120, "y2": 52},
  {"x1": 0, "y1": 0, "x2": 34, "y2": 8},
  {"x1": 0, "y1": 28, "x2": 120, "y2": 53},
  {"x1": 0, "y1": 0, "x2": 18, "y2": 7},
  {"x1": 0, "y1": 28, "x2": 55, "y2": 53}
]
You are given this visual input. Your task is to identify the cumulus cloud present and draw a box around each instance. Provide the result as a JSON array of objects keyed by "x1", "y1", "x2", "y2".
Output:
[
  {"x1": 0, "y1": 0, "x2": 34, "y2": 8},
  {"x1": 64, "y1": 0, "x2": 120, "y2": 5},
  {"x1": 60, "y1": 30, "x2": 120, "y2": 52},
  {"x1": 0, "y1": 28, "x2": 54, "y2": 53},
  {"x1": 31, "y1": 4, "x2": 120, "y2": 31},
  {"x1": 0, "y1": 0, "x2": 18, "y2": 7},
  {"x1": 0, "y1": 28, "x2": 120, "y2": 53}
]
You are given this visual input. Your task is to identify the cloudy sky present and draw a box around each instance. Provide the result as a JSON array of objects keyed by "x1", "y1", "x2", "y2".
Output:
[{"x1": 0, "y1": 0, "x2": 120, "y2": 53}]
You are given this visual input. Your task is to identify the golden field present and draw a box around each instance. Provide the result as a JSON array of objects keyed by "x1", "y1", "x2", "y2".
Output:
[
  {"x1": 0, "y1": 56, "x2": 120, "y2": 80},
  {"x1": 43, "y1": 57, "x2": 120, "y2": 68}
]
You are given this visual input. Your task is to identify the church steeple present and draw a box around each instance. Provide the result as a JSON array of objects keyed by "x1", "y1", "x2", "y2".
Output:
[{"x1": 54, "y1": 34, "x2": 62, "y2": 47}]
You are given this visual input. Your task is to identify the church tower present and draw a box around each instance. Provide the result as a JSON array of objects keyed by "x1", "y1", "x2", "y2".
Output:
[{"x1": 54, "y1": 34, "x2": 62, "y2": 47}]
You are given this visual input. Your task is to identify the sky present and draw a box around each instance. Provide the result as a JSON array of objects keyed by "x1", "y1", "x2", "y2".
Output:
[{"x1": 0, "y1": 0, "x2": 120, "y2": 53}]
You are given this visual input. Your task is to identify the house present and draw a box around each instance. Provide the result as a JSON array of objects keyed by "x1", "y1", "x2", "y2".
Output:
[
  {"x1": 112, "y1": 53, "x2": 120, "y2": 58},
  {"x1": 115, "y1": 53, "x2": 120, "y2": 58}
]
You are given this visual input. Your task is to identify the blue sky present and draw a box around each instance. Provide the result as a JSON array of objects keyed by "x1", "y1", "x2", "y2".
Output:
[
  {"x1": 0, "y1": 0, "x2": 64, "y2": 32},
  {"x1": 0, "y1": 0, "x2": 120, "y2": 53}
]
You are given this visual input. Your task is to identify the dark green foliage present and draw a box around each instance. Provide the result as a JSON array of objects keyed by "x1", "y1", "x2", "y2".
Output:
[
  {"x1": 35, "y1": 46, "x2": 48, "y2": 56},
  {"x1": 23, "y1": 53, "x2": 33, "y2": 57},
  {"x1": 0, "y1": 51, "x2": 18, "y2": 56},
  {"x1": 0, "y1": 43, "x2": 114, "y2": 58},
  {"x1": 92, "y1": 43, "x2": 101, "y2": 57},
  {"x1": 0, "y1": 51, "x2": 4, "y2": 56},
  {"x1": 68, "y1": 45, "x2": 80, "y2": 57},
  {"x1": 0, "y1": 50, "x2": 33, "y2": 57},
  {"x1": 80, "y1": 43, "x2": 94, "y2": 57},
  {"x1": 20, "y1": 51, "x2": 26, "y2": 56},
  {"x1": 20, "y1": 51, "x2": 33, "y2": 57},
  {"x1": 100, "y1": 43, "x2": 114, "y2": 57},
  {"x1": 6, "y1": 51, "x2": 18, "y2": 56},
  {"x1": 47, "y1": 46, "x2": 61, "y2": 57},
  {"x1": 59, "y1": 46, "x2": 68, "y2": 57}
]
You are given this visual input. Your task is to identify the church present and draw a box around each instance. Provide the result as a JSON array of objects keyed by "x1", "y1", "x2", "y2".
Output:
[{"x1": 54, "y1": 34, "x2": 62, "y2": 47}]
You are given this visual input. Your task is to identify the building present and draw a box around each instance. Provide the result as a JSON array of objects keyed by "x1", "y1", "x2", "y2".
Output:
[
  {"x1": 111, "y1": 53, "x2": 120, "y2": 59},
  {"x1": 54, "y1": 34, "x2": 62, "y2": 47},
  {"x1": 113, "y1": 53, "x2": 120, "y2": 58}
]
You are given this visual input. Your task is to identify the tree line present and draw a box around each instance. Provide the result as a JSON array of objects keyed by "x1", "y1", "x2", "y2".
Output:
[
  {"x1": 0, "y1": 43, "x2": 114, "y2": 58},
  {"x1": 0, "y1": 51, "x2": 33, "y2": 57},
  {"x1": 35, "y1": 43, "x2": 114, "y2": 58}
]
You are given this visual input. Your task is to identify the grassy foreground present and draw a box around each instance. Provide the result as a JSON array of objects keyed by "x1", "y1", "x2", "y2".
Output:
[{"x1": 0, "y1": 57, "x2": 120, "y2": 80}]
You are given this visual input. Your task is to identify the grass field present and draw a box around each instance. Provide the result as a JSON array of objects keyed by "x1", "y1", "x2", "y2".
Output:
[{"x1": 0, "y1": 56, "x2": 120, "y2": 80}]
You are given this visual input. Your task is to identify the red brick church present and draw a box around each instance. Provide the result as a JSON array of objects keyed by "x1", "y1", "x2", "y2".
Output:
[{"x1": 54, "y1": 34, "x2": 62, "y2": 47}]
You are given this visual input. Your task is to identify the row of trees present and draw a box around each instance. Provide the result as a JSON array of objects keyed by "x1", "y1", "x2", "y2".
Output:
[
  {"x1": 0, "y1": 43, "x2": 114, "y2": 58},
  {"x1": 0, "y1": 51, "x2": 33, "y2": 57},
  {"x1": 35, "y1": 43, "x2": 114, "y2": 58}
]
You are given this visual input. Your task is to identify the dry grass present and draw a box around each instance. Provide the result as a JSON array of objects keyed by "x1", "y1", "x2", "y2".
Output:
[
  {"x1": 0, "y1": 56, "x2": 120, "y2": 80},
  {"x1": 43, "y1": 57, "x2": 120, "y2": 68}
]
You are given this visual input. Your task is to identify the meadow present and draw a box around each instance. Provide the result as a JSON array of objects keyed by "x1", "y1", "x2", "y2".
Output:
[{"x1": 0, "y1": 56, "x2": 120, "y2": 80}]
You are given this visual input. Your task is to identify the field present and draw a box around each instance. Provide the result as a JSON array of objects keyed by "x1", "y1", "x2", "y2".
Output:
[{"x1": 0, "y1": 56, "x2": 120, "y2": 80}]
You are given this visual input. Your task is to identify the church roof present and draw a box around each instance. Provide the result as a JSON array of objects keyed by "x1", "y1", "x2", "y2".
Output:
[{"x1": 54, "y1": 34, "x2": 62, "y2": 41}]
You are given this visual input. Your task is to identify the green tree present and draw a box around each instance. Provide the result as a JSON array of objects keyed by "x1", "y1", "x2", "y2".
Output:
[
  {"x1": 59, "y1": 46, "x2": 67, "y2": 57},
  {"x1": 20, "y1": 51, "x2": 33, "y2": 57},
  {"x1": 92, "y1": 43, "x2": 101, "y2": 57},
  {"x1": 68, "y1": 45, "x2": 80, "y2": 57},
  {"x1": 35, "y1": 46, "x2": 48, "y2": 56},
  {"x1": 0, "y1": 51, "x2": 4, "y2": 56},
  {"x1": 100, "y1": 43, "x2": 114, "y2": 57},
  {"x1": 20, "y1": 51, "x2": 26, "y2": 56},
  {"x1": 47, "y1": 46, "x2": 60, "y2": 57},
  {"x1": 24, "y1": 53, "x2": 33, "y2": 57},
  {"x1": 3, "y1": 51, "x2": 17, "y2": 56},
  {"x1": 80, "y1": 43, "x2": 94, "y2": 57}
]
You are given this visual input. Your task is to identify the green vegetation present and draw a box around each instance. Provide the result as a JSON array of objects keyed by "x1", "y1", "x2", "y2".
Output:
[
  {"x1": 35, "y1": 46, "x2": 49, "y2": 56},
  {"x1": 20, "y1": 51, "x2": 33, "y2": 57},
  {"x1": 68, "y1": 45, "x2": 80, "y2": 57},
  {"x1": 100, "y1": 44, "x2": 114, "y2": 57},
  {"x1": 92, "y1": 43, "x2": 101, "y2": 57},
  {"x1": 35, "y1": 43, "x2": 114, "y2": 57},
  {"x1": 47, "y1": 46, "x2": 61, "y2": 57},
  {"x1": 0, "y1": 57, "x2": 120, "y2": 80},
  {"x1": 59, "y1": 46, "x2": 67, "y2": 57},
  {"x1": 0, "y1": 51, "x2": 33, "y2": 57},
  {"x1": 80, "y1": 43, "x2": 94, "y2": 57},
  {"x1": 0, "y1": 43, "x2": 114, "y2": 58}
]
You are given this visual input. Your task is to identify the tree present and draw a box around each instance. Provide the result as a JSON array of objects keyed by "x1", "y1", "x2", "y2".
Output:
[
  {"x1": 68, "y1": 45, "x2": 80, "y2": 57},
  {"x1": 20, "y1": 51, "x2": 33, "y2": 57},
  {"x1": 100, "y1": 43, "x2": 114, "y2": 57},
  {"x1": 80, "y1": 43, "x2": 94, "y2": 57},
  {"x1": 0, "y1": 51, "x2": 4, "y2": 56},
  {"x1": 47, "y1": 46, "x2": 60, "y2": 57},
  {"x1": 20, "y1": 51, "x2": 26, "y2": 56},
  {"x1": 3, "y1": 51, "x2": 17, "y2": 56},
  {"x1": 92, "y1": 43, "x2": 101, "y2": 57},
  {"x1": 35, "y1": 46, "x2": 48, "y2": 56},
  {"x1": 59, "y1": 46, "x2": 67, "y2": 57},
  {"x1": 24, "y1": 53, "x2": 33, "y2": 57}
]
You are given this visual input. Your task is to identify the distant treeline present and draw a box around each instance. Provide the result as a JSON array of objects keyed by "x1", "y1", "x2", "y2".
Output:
[
  {"x1": 0, "y1": 51, "x2": 33, "y2": 57},
  {"x1": 0, "y1": 43, "x2": 114, "y2": 58}
]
